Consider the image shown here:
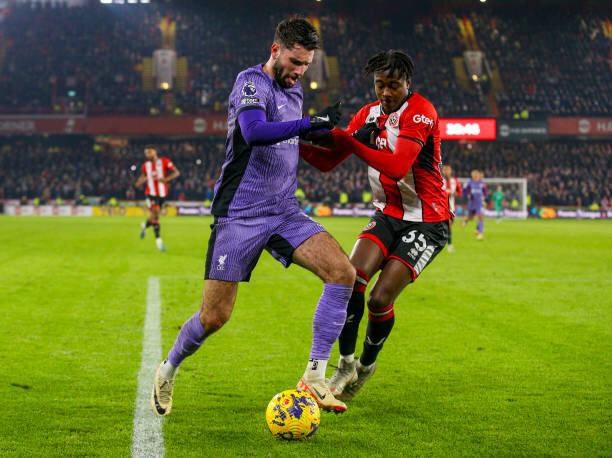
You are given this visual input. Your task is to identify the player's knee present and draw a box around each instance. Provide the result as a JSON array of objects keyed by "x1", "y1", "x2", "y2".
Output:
[
  {"x1": 199, "y1": 306, "x2": 232, "y2": 332},
  {"x1": 326, "y1": 259, "x2": 355, "y2": 286},
  {"x1": 367, "y1": 290, "x2": 393, "y2": 312}
]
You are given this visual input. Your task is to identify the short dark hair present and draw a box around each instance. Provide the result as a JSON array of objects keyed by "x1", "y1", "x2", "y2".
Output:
[
  {"x1": 364, "y1": 50, "x2": 415, "y2": 81},
  {"x1": 274, "y1": 18, "x2": 320, "y2": 51}
]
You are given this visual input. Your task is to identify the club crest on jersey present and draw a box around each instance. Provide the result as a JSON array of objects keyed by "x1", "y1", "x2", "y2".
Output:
[
  {"x1": 242, "y1": 81, "x2": 257, "y2": 97},
  {"x1": 388, "y1": 112, "x2": 400, "y2": 128},
  {"x1": 217, "y1": 254, "x2": 227, "y2": 271},
  {"x1": 364, "y1": 220, "x2": 376, "y2": 231}
]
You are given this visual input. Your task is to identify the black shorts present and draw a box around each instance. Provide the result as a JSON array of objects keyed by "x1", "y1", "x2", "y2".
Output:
[
  {"x1": 359, "y1": 211, "x2": 449, "y2": 281},
  {"x1": 146, "y1": 195, "x2": 166, "y2": 209}
]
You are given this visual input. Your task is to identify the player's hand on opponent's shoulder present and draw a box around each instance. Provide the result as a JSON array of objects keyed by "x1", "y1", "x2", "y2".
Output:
[
  {"x1": 309, "y1": 101, "x2": 342, "y2": 130},
  {"x1": 352, "y1": 121, "x2": 380, "y2": 148}
]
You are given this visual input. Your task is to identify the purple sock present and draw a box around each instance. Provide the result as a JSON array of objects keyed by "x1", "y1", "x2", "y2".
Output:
[
  {"x1": 167, "y1": 311, "x2": 207, "y2": 367},
  {"x1": 477, "y1": 220, "x2": 484, "y2": 233},
  {"x1": 310, "y1": 283, "x2": 352, "y2": 360}
]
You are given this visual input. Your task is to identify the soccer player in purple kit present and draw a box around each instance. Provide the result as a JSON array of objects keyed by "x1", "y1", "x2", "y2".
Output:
[
  {"x1": 463, "y1": 169, "x2": 488, "y2": 240},
  {"x1": 151, "y1": 18, "x2": 355, "y2": 415}
]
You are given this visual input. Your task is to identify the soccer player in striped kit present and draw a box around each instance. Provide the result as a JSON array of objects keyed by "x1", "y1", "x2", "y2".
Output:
[
  {"x1": 151, "y1": 18, "x2": 355, "y2": 416},
  {"x1": 134, "y1": 145, "x2": 180, "y2": 252},
  {"x1": 300, "y1": 50, "x2": 451, "y2": 401},
  {"x1": 443, "y1": 165, "x2": 462, "y2": 252}
]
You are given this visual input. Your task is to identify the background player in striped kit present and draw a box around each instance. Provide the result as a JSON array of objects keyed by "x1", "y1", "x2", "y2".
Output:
[
  {"x1": 134, "y1": 145, "x2": 180, "y2": 252},
  {"x1": 443, "y1": 164, "x2": 462, "y2": 252},
  {"x1": 151, "y1": 18, "x2": 355, "y2": 417}
]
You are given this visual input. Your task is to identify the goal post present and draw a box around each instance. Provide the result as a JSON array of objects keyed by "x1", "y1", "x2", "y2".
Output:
[{"x1": 458, "y1": 177, "x2": 528, "y2": 219}]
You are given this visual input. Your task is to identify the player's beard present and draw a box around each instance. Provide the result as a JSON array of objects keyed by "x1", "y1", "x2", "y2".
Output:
[{"x1": 273, "y1": 60, "x2": 298, "y2": 88}]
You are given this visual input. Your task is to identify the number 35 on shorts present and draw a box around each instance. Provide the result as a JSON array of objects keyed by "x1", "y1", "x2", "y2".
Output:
[{"x1": 400, "y1": 229, "x2": 438, "y2": 276}]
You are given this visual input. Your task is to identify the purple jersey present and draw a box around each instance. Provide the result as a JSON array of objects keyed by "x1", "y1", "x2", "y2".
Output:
[
  {"x1": 464, "y1": 179, "x2": 487, "y2": 209},
  {"x1": 211, "y1": 64, "x2": 304, "y2": 217}
]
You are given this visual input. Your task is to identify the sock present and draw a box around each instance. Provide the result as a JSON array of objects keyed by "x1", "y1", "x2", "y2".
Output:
[
  {"x1": 145, "y1": 219, "x2": 152, "y2": 228},
  {"x1": 167, "y1": 311, "x2": 208, "y2": 368},
  {"x1": 477, "y1": 219, "x2": 484, "y2": 234},
  {"x1": 303, "y1": 359, "x2": 328, "y2": 382},
  {"x1": 160, "y1": 359, "x2": 177, "y2": 379},
  {"x1": 360, "y1": 303, "x2": 395, "y2": 366},
  {"x1": 340, "y1": 354, "x2": 354, "y2": 364},
  {"x1": 338, "y1": 269, "x2": 370, "y2": 356},
  {"x1": 153, "y1": 222, "x2": 161, "y2": 238},
  {"x1": 305, "y1": 283, "x2": 352, "y2": 381}
]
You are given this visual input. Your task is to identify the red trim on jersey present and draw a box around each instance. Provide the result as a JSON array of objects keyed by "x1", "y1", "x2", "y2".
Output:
[
  {"x1": 358, "y1": 233, "x2": 389, "y2": 258},
  {"x1": 387, "y1": 255, "x2": 417, "y2": 282}
]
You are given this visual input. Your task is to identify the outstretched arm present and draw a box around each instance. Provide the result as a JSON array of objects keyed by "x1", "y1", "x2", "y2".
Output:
[
  {"x1": 331, "y1": 129, "x2": 422, "y2": 180},
  {"x1": 299, "y1": 142, "x2": 352, "y2": 172},
  {"x1": 238, "y1": 108, "x2": 311, "y2": 146}
]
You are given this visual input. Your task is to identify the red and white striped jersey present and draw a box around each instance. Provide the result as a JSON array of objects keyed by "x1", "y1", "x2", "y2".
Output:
[
  {"x1": 142, "y1": 157, "x2": 175, "y2": 197},
  {"x1": 445, "y1": 177, "x2": 462, "y2": 212},
  {"x1": 347, "y1": 93, "x2": 451, "y2": 222}
]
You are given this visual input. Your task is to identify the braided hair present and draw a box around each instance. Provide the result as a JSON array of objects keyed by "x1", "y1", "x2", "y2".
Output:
[{"x1": 364, "y1": 50, "x2": 415, "y2": 82}]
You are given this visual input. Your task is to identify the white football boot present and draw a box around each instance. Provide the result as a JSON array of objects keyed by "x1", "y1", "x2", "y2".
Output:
[
  {"x1": 296, "y1": 378, "x2": 347, "y2": 414},
  {"x1": 337, "y1": 360, "x2": 376, "y2": 401},
  {"x1": 151, "y1": 361, "x2": 177, "y2": 416},
  {"x1": 328, "y1": 357, "x2": 357, "y2": 397}
]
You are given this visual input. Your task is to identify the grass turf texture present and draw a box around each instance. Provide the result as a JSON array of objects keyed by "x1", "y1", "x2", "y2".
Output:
[{"x1": 0, "y1": 216, "x2": 610, "y2": 457}]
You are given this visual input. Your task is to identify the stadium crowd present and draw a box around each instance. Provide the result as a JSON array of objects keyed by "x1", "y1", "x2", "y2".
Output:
[
  {"x1": 0, "y1": 138, "x2": 608, "y2": 209},
  {"x1": 0, "y1": 2, "x2": 609, "y2": 116},
  {"x1": 471, "y1": 11, "x2": 611, "y2": 117}
]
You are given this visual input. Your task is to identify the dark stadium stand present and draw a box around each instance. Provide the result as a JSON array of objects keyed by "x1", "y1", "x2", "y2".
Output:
[
  {"x1": 2, "y1": 2, "x2": 608, "y2": 116},
  {"x1": 0, "y1": 0, "x2": 609, "y2": 211}
]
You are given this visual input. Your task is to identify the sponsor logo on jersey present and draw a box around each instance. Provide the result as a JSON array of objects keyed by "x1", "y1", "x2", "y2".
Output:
[
  {"x1": 413, "y1": 114, "x2": 434, "y2": 126},
  {"x1": 242, "y1": 81, "x2": 257, "y2": 97},
  {"x1": 274, "y1": 136, "x2": 299, "y2": 146},
  {"x1": 240, "y1": 96, "x2": 260, "y2": 105},
  {"x1": 375, "y1": 137, "x2": 388, "y2": 149}
]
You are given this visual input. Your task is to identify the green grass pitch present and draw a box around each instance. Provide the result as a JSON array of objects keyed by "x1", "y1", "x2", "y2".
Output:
[{"x1": 0, "y1": 216, "x2": 610, "y2": 456}]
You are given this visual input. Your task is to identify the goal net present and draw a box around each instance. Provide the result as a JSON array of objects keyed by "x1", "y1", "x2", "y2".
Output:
[{"x1": 457, "y1": 177, "x2": 528, "y2": 219}]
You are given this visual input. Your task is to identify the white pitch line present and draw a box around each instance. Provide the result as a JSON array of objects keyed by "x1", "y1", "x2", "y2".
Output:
[{"x1": 132, "y1": 276, "x2": 165, "y2": 458}]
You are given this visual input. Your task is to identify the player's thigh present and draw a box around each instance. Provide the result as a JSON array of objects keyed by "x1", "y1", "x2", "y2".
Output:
[
  {"x1": 292, "y1": 232, "x2": 355, "y2": 285},
  {"x1": 349, "y1": 238, "x2": 386, "y2": 279},
  {"x1": 205, "y1": 216, "x2": 270, "y2": 283},
  {"x1": 368, "y1": 260, "x2": 414, "y2": 309},
  {"x1": 200, "y1": 279, "x2": 239, "y2": 329},
  {"x1": 386, "y1": 221, "x2": 448, "y2": 282},
  {"x1": 350, "y1": 213, "x2": 395, "y2": 277}
]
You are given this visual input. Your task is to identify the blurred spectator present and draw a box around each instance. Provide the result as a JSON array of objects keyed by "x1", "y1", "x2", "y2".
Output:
[{"x1": 0, "y1": 137, "x2": 608, "y2": 208}]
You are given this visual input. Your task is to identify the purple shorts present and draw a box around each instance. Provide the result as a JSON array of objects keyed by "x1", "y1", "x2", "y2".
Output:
[
  {"x1": 468, "y1": 205, "x2": 483, "y2": 216},
  {"x1": 204, "y1": 207, "x2": 325, "y2": 282}
]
